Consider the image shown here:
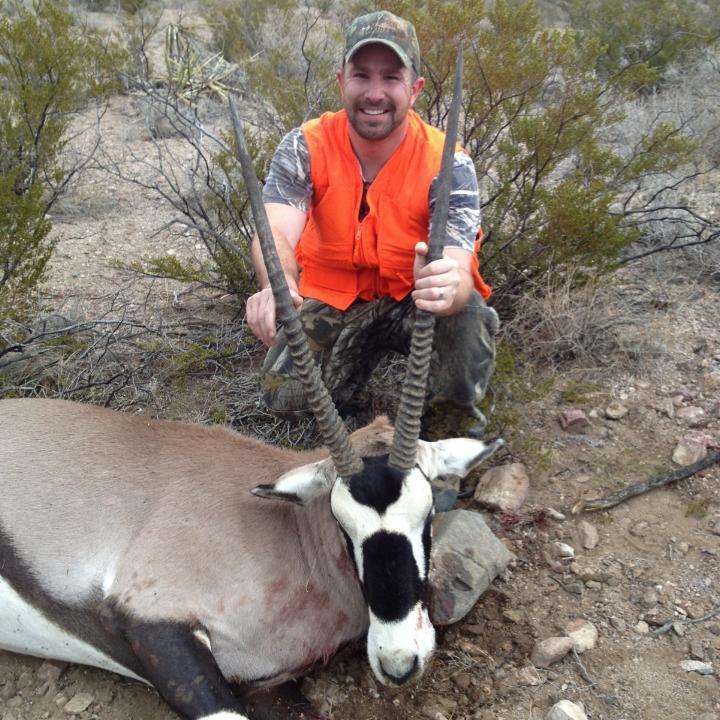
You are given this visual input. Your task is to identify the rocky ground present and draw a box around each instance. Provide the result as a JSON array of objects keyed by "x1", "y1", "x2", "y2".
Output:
[{"x1": 2, "y1": 49, "x2": 720, "y2": 720}]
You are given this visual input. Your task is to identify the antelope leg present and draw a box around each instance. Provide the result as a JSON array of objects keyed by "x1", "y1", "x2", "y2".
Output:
[{"x1": 123, "y1": 620, "x2": 250, "y2": 720}]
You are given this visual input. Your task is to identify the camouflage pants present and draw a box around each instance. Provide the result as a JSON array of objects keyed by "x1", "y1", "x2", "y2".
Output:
[{"x1": 260, "y1": 290, "x2": 499, "y2": 438}]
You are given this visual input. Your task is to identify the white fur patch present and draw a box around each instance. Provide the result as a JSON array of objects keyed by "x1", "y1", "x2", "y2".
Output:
[
  {"x1": 193, "y1": 628, "x2": 212, "y2": 651},
  {"x1": 200, "y1": 713, "x2": 251, "y2": 720},
  {"x1": 0, "y1": 577, "x2": 145, "y2": 682},
  {"x1": 418, "y1": 437, "x2": 505, "y2": 479},
  {"x1": 366, "y1": 603, "x2": 435, "y2": 686}
]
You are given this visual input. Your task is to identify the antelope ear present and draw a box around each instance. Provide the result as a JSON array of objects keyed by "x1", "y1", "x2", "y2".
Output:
[
  {"x1": 251, "y1": 457, "x2": 336, "y2": 505},
  {"x1": 418, "y1": 437, "x2": 506, "y2": 480}
]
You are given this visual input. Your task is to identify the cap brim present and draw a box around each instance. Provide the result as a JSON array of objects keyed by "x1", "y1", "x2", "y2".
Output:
[{"x1": 344, "y1": 38, "x2": 413, "y2": 69}]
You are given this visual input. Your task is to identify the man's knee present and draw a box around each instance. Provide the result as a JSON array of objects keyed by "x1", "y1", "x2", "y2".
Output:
[{"x1": 259, "y1": 368, "x2": 311, "y2": 419}]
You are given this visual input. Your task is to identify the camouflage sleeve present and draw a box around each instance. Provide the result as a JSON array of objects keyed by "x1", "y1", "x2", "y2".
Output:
[
  {"x1": 428, "y1": 152, "x2": 481, "y2": 252},
  {"x1": 262, "y1": 128, "x2": 313, "y2": 213}
]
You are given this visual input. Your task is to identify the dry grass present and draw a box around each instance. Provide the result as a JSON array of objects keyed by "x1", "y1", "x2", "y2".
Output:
[{"x1": 502, "y1": 273, "x2": 642, "y2": 369}]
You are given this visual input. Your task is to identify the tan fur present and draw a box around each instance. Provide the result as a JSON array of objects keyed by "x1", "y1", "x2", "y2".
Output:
[{"x1": 0, "y1": 399, "x2": 395, "y2": 682}]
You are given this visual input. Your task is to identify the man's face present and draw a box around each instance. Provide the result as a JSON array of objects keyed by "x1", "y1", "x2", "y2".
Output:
[{"x1": 337, "y1": 44, "x2": 424, "y2": 142}]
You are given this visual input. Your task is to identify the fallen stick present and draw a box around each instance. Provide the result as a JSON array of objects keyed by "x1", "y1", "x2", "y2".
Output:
[
  {"x1": 572, "y1": 450, "x2": 720, "y2": 513},
  {"x1": 653, "y1": 604, "x2": 720, "y2": 636}
]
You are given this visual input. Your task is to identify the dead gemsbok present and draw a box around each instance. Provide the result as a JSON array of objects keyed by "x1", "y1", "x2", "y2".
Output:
[{"x1": 0, "y1": 50, "x2": 503, "y2": 720}]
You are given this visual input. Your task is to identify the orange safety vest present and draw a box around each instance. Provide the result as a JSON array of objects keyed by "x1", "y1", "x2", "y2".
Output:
[{"x1": 297, "y1": 109, "x2": 492, "y2": 310}]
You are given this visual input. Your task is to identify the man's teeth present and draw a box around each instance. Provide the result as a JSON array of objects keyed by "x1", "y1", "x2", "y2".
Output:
[{"x1": 363, "y1": 109, "x2": 385, "y2": 115}]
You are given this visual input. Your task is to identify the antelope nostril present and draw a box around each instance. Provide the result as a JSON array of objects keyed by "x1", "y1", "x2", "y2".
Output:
[{"x1": 379, "y1": 655, "x2": 419, "y2": 685}]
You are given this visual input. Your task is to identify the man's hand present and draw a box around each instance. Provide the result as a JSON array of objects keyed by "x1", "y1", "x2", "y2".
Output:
[
  {"x1": 411, "y1": 241, "x2": 463, "y2": 315},
  {"x1": 246, "y1": 277, "x2": 303, "y2": 346}
]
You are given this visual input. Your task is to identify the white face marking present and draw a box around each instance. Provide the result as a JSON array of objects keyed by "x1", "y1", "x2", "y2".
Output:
[
  {"x1": 199, "y1": 713, "x2": 251, "y2": 720},
  {"x1": 367, "y1": 603, "x2": 435, "y2": 686},
  {"x1": 330, "y1": 467, "x2": 433, "y2": 582},
  {"x1": 331, "y1": 466, "x2": 435, "y2": 685},
  {"x1": 0, "y1": 577, "x2": 146, "y2": 682}
]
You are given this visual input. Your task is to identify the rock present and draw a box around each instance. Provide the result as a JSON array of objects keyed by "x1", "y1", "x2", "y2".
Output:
[
  {"x1": 515, "y1": 665, "x2": 543, "y2": 686},
  {"x1": 37, "y1": 661, "x2": 66, "y2": 684},
  {"x1": 545, "y1": 507, "x2": 566, "y2": 521},
  {"x1": 630, "y1": 521, "x2": 649, "y2": 537},
  {"x1": 676, "y1": 406, "x2": 706, "y2": 427},
  {"x1": 559, "y1": 409, "x2": 590, "y2": 433},
  {"x1": 609, "y1": 616, "x2": 626, "y2": 632},
  {"x1": 546, "y1": 700, "x2": 588, "y2": 720},
  {"x1": 604, "y1": 402, "x2": 628, "y2": 420},
  {"x1": 672, "y1": 437, "x2": 708, "y2": 465},
  {"x1": 422, "y1": 698, "x2": 457, "y2": 719},
  {"x1": 564, "y1": 619, "x2": 598, "y2": 652},
  {"x1": 554, "y1": 542, "x2": 575, "y2": 560},
  {"x1": 640, "y1": 590, "x2": 659, "y2": 608},
  {"x1": 634, "y1": 620, "x2": 650, "y2": 634},
  {"x1": 689, "y1": 639, "x2": 706, "y2": 660},
  {"x1": 530, "y1": 636, "x2": 575, "y2": 668},
  {"x1": 0, "y1": 682, "x2": 16, "y2": 702},
  {"x1": 672, "y1": 623, "x2": 686, "y2": 637},
  {"x1": 473, "y1": 463, "x2": 529, "y2": 511},
  {"x1": 452, "y1": 672, "x2": 472, "y2": 690},
  {"x1": 577, "y1": 520, "x2": 599, "y2": 549},
  {"x1": 652, "y1": 398, "x2": 676, "y2": 418},
  {"x1": 430, "y1": 510, "x2": 514, "y2": 625},
  {"x1": 63, "y1": 693, "x2": 94, "y2": 714},
  {"x1": 679, "y1": 660, "x2": 714, "y2": 675}
]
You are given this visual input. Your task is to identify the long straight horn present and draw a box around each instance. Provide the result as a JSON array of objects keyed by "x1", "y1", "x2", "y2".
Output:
[
  {"x1": 389, "y1": 47, "x2": 464, "y2": 471},
  {"x1": 229, "y1": 99, "x2": 363, "y2": 479}
]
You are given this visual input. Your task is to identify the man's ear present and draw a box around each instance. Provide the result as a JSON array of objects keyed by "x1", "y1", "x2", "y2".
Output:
[
  {"x1": 417, "y1": 437, "x2": 506, "y2": 480},
  {"x1": 407, "y1": 74, "x2": 425, "y2": 109},
  {"x1": 251, "y1": 457, "x2": 336, "y2": 505}
]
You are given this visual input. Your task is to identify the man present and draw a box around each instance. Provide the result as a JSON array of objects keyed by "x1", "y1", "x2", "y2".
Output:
[{"x1": 246, "y1": 10, "x2": 498, "y2": 440}]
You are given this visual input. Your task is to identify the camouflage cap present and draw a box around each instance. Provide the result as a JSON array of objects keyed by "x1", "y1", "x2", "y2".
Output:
[{"x1": 344, "y1": 11, "x2": 421, "y2": 74}]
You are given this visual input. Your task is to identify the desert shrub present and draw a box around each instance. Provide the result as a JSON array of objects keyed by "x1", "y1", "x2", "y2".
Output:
[
  {"x1": 564, "y1": 0, "x2": 720, "y2": 90},
  {"x1": 502, "y1": 273, "x2": 638, "y2": 366},
  {"x1": 0, "y1": 0, "x2": 123, "y2": 321},
  {"x1": 207, "y1": 0, "x2": 343, "y2": 137},
  {"x1": 124, "y1": 0, "x2": 712, "y2": 323},
  {"x1": 119, "y1": 0, "x2": 346, "y2": 301},
  {"x1": 363, "y1": 0, "x2": 700, "y2": 312}
]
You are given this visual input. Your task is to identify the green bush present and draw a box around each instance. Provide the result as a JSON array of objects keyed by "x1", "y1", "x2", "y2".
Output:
[
  {"x1": 132, "y1": 0, "x2": 706, "y2": 317},
  {"x1": 0, "y1": 0, "x2": 123, "y2": 320},
  {"x1": 565, "y1": 0, "x2": 720, "y2": 90},
  {"x1": 363, "y1": 0, "x2": 699, "y2": 309}
]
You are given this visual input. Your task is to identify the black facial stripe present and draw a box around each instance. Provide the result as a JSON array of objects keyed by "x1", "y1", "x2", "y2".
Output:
[
  {"x1": 348, "y1": 455, "x2": 404, "y2": 514},
  {"x1": 0, "y1": 524, "x2": 144, "y2": 678},
  {"x1": 362, "y1": 531, "x2": 421, "y2": 622},
  {"x1": 421, "y1": 513, "x2": 433, "y2": 580}
]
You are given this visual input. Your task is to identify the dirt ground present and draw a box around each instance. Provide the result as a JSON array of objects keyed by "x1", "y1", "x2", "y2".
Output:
[{"x1": 2, "y1": 46, "x2": 720, "y2": 720}]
